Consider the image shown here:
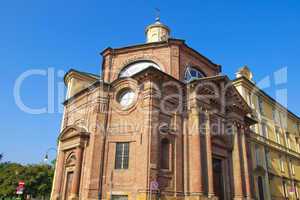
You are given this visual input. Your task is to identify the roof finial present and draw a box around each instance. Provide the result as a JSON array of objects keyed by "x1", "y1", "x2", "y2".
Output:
[{"x1": 155, "y1": 8, "x2": 160, "y2": 22}]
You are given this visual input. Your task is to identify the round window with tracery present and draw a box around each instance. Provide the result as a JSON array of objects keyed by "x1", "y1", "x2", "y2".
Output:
[{"x1": 117, "y1": 89, "x2": 136, "y2": 108}]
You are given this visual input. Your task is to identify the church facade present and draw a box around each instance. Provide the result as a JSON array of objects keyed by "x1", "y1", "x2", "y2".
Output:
[{"x1": 51, "y1": 19, "x2": 260, "y2": 200}]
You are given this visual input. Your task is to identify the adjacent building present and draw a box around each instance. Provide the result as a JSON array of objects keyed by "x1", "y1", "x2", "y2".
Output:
[{"x1": 233, "y1": 67, "x2": 300, "y2": 200}]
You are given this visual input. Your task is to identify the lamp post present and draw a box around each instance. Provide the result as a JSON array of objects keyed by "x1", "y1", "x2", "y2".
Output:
[{"x1": 44, "y1": 148, "x2": 57, "y2": 163}]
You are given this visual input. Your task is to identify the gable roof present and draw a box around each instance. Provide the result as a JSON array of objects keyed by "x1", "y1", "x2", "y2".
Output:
[{"x1": 64, "y1": 69, "x2": 100, "y2": 85}]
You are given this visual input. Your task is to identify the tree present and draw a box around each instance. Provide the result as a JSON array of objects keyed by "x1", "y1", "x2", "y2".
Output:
[
  {"x1": 24, "y1": 164, "x2": 54, "y2": 199},
  {"x1": 0, "y1": 162, "x2": 54, "y2": 199},
  {"x1": 0, "y1": 162, "x2": 25, "y2": 198},
  {"x1": 0, "y1": 154, "x2": 3, "y2": 162}
]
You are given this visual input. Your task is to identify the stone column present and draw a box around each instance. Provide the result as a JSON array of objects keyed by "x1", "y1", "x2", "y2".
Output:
[
  {"x1": 232, "y1": 123, "x2": 244, "y2": 199},
  {"x1": 241, "y1": 127, "x2": 252, "y2": 199},
  {"x1": 205, "y1": 111, "x2": 215, "y2": 198},
  {"x1": 70, "y1": 147, "x2": 83, "y2": 200}
]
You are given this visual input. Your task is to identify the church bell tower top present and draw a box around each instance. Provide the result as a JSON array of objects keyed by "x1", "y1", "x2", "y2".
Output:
[{"x1": 145, "y1": 12, "x2": 170, "y2": 43}]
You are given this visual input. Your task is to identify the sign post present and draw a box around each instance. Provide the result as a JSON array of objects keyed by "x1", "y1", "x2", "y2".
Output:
[{"x1": 16, "y1": 180, "x2": 25, "y2": 199}]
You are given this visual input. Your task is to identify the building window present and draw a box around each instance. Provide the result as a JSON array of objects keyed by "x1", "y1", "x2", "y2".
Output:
[
  {"x1": 250, "y1": 124, "x2": 257, "y2": 132},
  {"x1": 265, "y1": 149, "x2": 270, "y2": 169},
  {"x1": 281, "y1": 114, "x2": 288, "y2": 129},
  {"x1": 280, "y1": 156, "x2": 285, "y2": 172},
  {"x1": 272, "y1": 108, "x2": 276, "y2": 121},
  {"x1": 258, "y1": 96, "x2": 264, "y2": 115},
  {"x1": 291, "y1": 160, "x2": 295, "y2": 175},
  {"x1": 272, "y1": 108, "x2": 280, "y2": 125},
  {"x1": 115, "y1": 142, "x2": 129, "y2": 169},
  {"x1": 286, "y1": 133, "x2": 291, "y2": 149},
  {"x1": 248, "y1": 92, "x2": 253, "y2": 106},
  {"x1": 161, "y1": 138, "x2": 171, "y2": 170},
  {"x1": 282, "y1": 180, "x2": 288, "y2": 198},
  {"x1": 184, "y1": 67, "x2": 206, "y2": 82},
  {"x1": 261, "y1": 123, "x2": 268, "y2": 138},
  {"x1": 117, "y1": 89, "x2": 135, "y2": 108},
  {"x1": 255, "y1": 145, "x2": 261, "y2": 166},
  {"x1": 276, "y1": 128, "x2": 281, "y2": 145},
  {"x1": 295, "y1": 182, "x2": 299, "y2": 199},
  {"x1": 111, "y1": 195, "x2": 128, "y2": 200},
  {"x1": 119, "y1": 61, "x2": 161, "y2": 78}
]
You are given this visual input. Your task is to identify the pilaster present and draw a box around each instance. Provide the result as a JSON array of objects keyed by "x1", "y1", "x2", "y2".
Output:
[
  {"x1": 232, "y1": 122, "x2": 244, "y2": 199},
  {"x1": 70, "y1": 147, "x2": 84, "y2": 200}
]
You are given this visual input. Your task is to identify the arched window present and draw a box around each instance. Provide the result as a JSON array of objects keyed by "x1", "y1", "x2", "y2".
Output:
[
  {"x1": 160, "y1": 138, "x2": 170, "y2": 170},
  {"x1": 184, "y1": 67, "x2": 206, "y2": 82},
  {"x1": 66, "y1": 153, "x2": 76, "y2": 166},
  {"x1": 119, "y1": 61, "x2": 161, "y2": 78}
]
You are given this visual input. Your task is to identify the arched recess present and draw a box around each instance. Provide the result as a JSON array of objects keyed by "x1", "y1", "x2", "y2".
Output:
[
  {"x1": 65, "y1": 152, "x2": 77, "y2": 166},
  {"x1": 119, "y1": 60, "x2": 163, "y2": 78}
]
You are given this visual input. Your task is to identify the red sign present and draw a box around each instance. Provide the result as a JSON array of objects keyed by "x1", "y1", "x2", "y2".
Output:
[
  {"x1": 16, "y1": 181, "x2": 25, "y2": 194},
  {"x1": 18, "y1": 181, "x2": 25, "y2": 186}
]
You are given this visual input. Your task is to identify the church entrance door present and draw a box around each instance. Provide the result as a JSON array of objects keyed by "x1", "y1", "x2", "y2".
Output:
[
  {"x1": 213, "y1": 158, "x2": 225, "y2": 200},
  {"x1": 64, "y1": 171, "x2": 74, "y2": 200}
]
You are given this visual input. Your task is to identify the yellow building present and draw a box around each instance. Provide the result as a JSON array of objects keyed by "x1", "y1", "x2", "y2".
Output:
[{"x1": 233, "y1": 66, "x2": 300, "y2": 200}]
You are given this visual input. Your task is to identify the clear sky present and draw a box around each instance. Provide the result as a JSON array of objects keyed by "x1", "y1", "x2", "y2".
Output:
[{"x1": 1, "y1": 0, "x2": 299, "y2": 164}]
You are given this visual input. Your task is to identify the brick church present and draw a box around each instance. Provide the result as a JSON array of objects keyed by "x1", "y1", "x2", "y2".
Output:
[{"x1": 51, "y1": 18, "x2": 256, "y2": 200}]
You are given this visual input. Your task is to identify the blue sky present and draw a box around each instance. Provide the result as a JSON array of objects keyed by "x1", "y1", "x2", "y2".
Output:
[{"x1": 0, "y1": 0, "x2": 299, "y2": 164}]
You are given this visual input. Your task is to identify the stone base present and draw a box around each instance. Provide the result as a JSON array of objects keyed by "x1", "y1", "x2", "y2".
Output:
[
  {"x1": 233, "y1": 197, "x2": 245, "y2": 200},
  {"x1": 207, "y1": 194, "x2": 218, "y2": 200},
  {"x1": 69, "y1": 194, "x2": 79, "y2": 200},
  {"x1": 51, "y1": 194, "x2": 60, "y2": 200}
]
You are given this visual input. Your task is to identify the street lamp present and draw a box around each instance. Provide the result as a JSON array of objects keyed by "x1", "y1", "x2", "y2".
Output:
[{"x1": 44, "y1": 148, "x2": 57, "y2": 163}]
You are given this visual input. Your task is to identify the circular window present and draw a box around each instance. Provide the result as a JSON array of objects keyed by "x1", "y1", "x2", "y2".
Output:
[{"x1": 117, "y1": 89, "x2": 135, "y2": 108}]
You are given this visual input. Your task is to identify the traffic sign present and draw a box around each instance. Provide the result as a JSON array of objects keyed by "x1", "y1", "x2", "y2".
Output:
[
  {"x1": 16, "y1": 181, "x2": 25, "y2": 195},
  {"x1": 150, "y1": 181, "x2": 159, "y2": 191},
  {"x1": 19, "y1": 181, "x2": 25, "y2": 186}
]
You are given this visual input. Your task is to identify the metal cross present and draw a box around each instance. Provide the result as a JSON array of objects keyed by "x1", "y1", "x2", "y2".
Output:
[{"x1": 155, "y1": 8, "x2": 160, "y2": 21}]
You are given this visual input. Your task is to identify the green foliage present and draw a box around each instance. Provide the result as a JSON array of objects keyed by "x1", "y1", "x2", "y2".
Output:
[{"x1": 0, "y1": 162, "x2": 54, "y2": 199}]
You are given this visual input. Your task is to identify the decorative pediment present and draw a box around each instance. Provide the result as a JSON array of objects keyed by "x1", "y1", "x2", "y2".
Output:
[
  {"x1": 225, "y1": 83, "x2": 252, "y2": 115},
  {"x1": 189, "y1": 75, "x2": 252, "y2": 116},
  {"x1": 59, "y1": 125, "x2": 89, "y2": 142}
]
